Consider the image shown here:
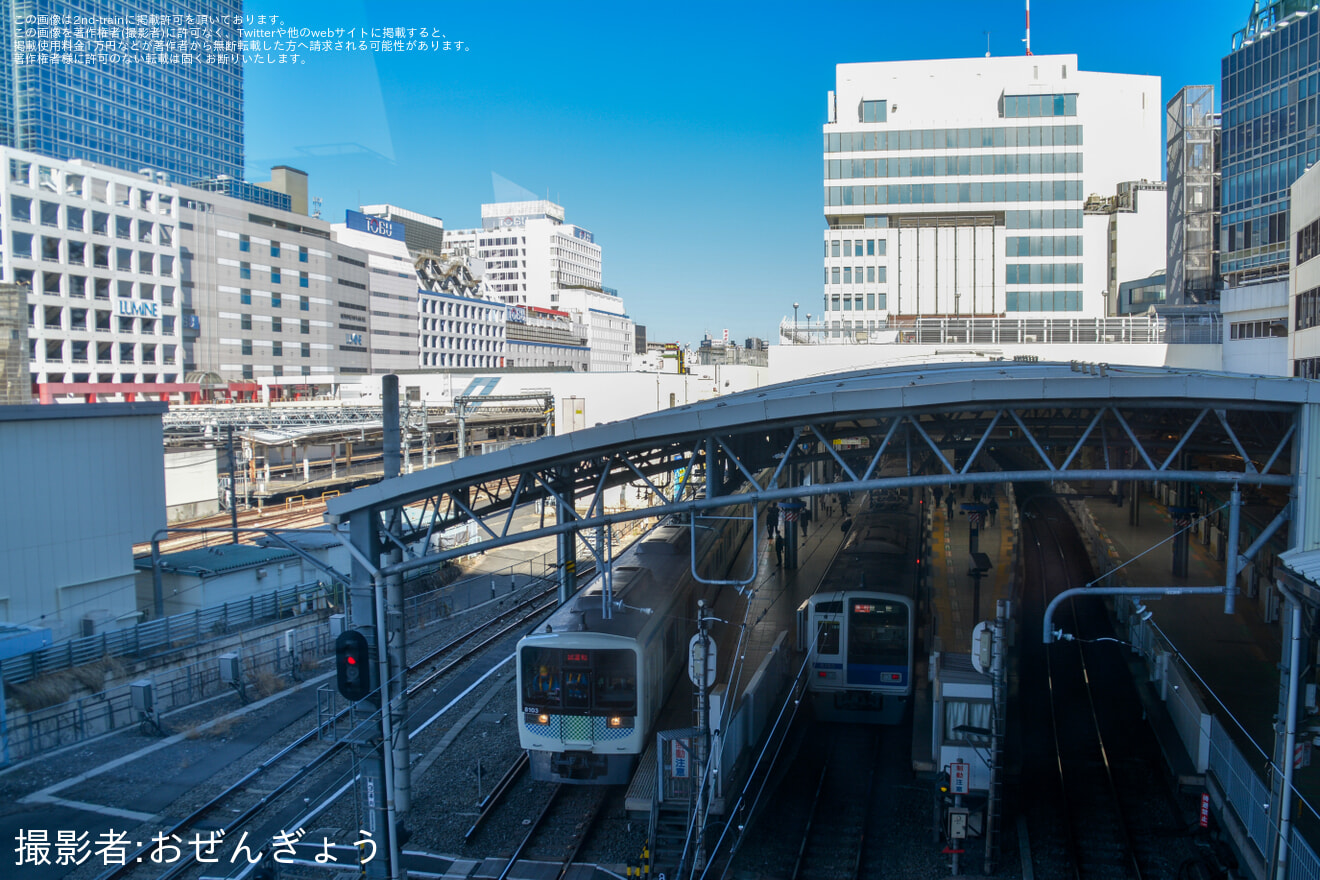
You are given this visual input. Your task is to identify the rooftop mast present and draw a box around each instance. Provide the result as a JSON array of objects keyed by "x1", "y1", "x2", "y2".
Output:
[{"x1": 1025, "y1": 0, "x2": 1033, "y2": 55}]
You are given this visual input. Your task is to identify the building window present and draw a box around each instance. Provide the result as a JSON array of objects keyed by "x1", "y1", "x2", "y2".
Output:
[
  {"x1": 831, "y1": 267, "x2": 840, "y2": 284},
  {"x1": 239, "y1": 234, "x2": 250, "y2": 252},
  {"x1": 271, "y1": 293, "x2": 281, "y2": 309},
  {"x1": 861, "y1": 100, "x2": 887, "y2": 123},
  {"x1": 300, "y1": 295, "x2": 309, "y2": 311},
  {"x1": 240, "y1": 262, "x2": 251, "y2": 280},
  {"x1": 301, "y1": 342, "x2": 310, "y2": 357},
  {"x1": 299, "y1": 246, "x2": 308, "y2": 263},
  {"x1": 240, "y1": 288, "x2": 251, "y2": 305},
  {"x1": 272, "y1": 317, "x2": 282, "y2": 333},
  {"x1": 273, "y1": 341, "x2": 283, "y2": 357},
  {"x1": 1230, "y1": 319, "x2": 1287, "y2": 339},
  {"x1": 241, "y1": 339, "x2": 252, "y2": 355},
  {"x1": 1003, "y1": 93, "x2": 1078, "y2": 118},
  {"x1": 271, "y1": 268, "x2": 281, "y2": 285},
  {"x1": 241, "y1": 314, "x2": 252, "y2": 330},
  {"x1": 270, "y1": 241, "x2": 281, "y2": 258},
  {"x1": 301, "y1": 319, "x2": 310, "y2": 334},
  {"x1": 300, "y1": 272, "x2": 309, "y2": 288}
]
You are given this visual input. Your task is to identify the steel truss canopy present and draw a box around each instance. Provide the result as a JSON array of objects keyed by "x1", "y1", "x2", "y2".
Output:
[{"x1": 326, "y1": 362, "x2": 1315, "y2": 579}]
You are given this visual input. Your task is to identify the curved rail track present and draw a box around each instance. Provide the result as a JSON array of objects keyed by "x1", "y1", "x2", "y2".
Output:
[{"x1": 93, "y1": 583, "x2": 566, "y2": 880}]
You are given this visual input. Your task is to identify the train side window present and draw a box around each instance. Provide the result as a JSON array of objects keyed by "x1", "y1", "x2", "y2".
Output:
[{"x1": 817, "y1": 620, "x2": 840, "y2": 654}]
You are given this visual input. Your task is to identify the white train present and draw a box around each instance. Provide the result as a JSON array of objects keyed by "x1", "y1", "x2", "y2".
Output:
[
  {"x1": 516, "y1": 511, "x2": 750, "y2": 783},
  {"x1": 797, "y1": 502, "x2": 923, "y2": 724}
]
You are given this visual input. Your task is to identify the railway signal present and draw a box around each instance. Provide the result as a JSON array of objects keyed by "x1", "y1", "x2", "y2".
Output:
[{"x1": 336, "y1": 629, "x2": 371, "y2": 701}]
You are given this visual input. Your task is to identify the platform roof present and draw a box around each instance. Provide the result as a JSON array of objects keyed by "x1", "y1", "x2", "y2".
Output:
[{"x1": 327, "y1": 361, "x2": 1315, "y2": 521}]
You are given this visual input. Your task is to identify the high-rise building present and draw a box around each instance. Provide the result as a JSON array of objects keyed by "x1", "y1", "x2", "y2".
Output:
[
  {"x1": 2, "y1": 0, "x2": 244, "y2": 184},
  {"x1": 1220, "y1": 2, "x2": 1320, "y2": 287},
  {"x1": 176, "y1": 182, "x2": 372, "y2": 385},
  {"x1": 1166, "y1": 85, "x2": 1219, "y2": 306},
  {"x1": 1, "y1": 148, "x2": 185, "y2": 388},
  {"x1": 446, "y1": 200, "x2": 602, "y2": 308},
  {"x1": 332, "y1": 210, "x2": 421, "y2": 374},
  {"x1": 822, "y1": 55, "x2": 1160, "y2": 336}
]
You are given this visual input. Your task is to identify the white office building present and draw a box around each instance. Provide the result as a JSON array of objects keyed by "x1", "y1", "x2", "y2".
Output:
[
  {"x1": 822, "y1": 55, "x2": 1162, "y2": 336},
  {"x1": 553, "y1": 286, "x2": 634, "y2": 371},
  {"x1": 1, "y1": 148, "x2": 185, "y2": 387},
  {"x1": 332, "y1": 210, "x2": 421, "y2": 374},
  {"x1": 417, "y1": 290, "x2": 508, "y2": 370},
  {"x1": 1290, "y1": 163, "x2": 1320, "y2": 378},
  {"x1": 447, "y1": 200, "x2": 603, "y2": 309}
]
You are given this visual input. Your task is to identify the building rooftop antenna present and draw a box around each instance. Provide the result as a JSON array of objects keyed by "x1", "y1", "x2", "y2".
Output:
[
  {"x1": 984, "y1": 30, "x2": 991, "y2": 57},
  {"x1": 1024, "y1": 0, "x2": 1033, "y2": 55}
]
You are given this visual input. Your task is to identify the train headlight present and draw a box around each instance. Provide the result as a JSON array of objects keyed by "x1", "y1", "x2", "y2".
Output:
[
  {"x1": 608, "y1": 716, "x2": 623, "y2": 728},
  {"x1": 537, "y1": 713, "x2": 549, "y2": 725}
]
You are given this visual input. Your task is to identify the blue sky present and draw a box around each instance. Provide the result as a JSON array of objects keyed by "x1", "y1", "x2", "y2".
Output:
[{"x1": 244, "y1": 1, "x2": 1248, "y2": 346}]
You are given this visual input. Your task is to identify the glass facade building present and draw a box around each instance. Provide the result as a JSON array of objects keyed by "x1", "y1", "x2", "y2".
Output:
[
  {"x1": 1220, "y1": 2, "x2": 1320, "y2": 286},
  {"x1": 3, "y1": 0, "x2": 242, "y2": 184}
]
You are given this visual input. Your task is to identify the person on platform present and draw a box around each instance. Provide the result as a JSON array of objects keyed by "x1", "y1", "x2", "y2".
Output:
[{"x1": 774, "y1": 532, "x2": 784, "y2": 567}]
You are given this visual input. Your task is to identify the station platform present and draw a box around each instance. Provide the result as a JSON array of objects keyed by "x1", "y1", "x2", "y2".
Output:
[
  {"x1": 623, "y1": 493, "x2": 859, "y2": 814},
  {"x1": 1075, "y1": 490, "x2": 1319, "y2": 800},
  {"x1": 913, "y1": 483, "x2": 1018, "y2": 775}
]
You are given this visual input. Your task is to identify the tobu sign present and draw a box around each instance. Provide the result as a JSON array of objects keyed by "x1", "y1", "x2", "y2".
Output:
[{"x1": 345, "y1": 209, "x2": 406, "y2": 241}]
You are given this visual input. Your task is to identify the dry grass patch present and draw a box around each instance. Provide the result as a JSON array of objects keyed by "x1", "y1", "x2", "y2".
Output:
[{"x1": 7, "y1": 657, "x2": 127, "y2": 711}]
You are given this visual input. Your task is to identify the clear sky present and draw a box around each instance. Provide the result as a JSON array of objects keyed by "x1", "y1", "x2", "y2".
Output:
[{"x1": 244, "y1": 0, "x2": 1248, "y2": 346}]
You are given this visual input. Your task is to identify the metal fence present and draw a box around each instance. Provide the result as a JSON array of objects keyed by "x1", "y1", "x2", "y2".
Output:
[
  {"x1": 3, "y1": 624, "x2": 330, "y2": 762},
  {"x1": 0, "y1": 581, "x2": 333, "y2": 686},
  {"x1": 778, "y1": 313, "x2": 1223, "y2": 346},
  {"x1": 1208, "y1": 715, "x2": 1275, "y2": 862}
]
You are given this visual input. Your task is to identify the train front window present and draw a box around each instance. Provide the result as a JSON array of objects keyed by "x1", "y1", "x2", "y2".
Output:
[
  {"x1": 847, "y1": 599, "x2": 909, "y2": 666},
  {"x1": 593, "y1": 649, "x2": 638, "y2": 712},
  {"x1": 816, "y1": 620, "x2": 840, "y2": 655},
  {"x1": 520, "y1": 646, "x2": 637, "y2": 715},
  {"x1": 522, "y1": 646, "x2": 561, "y2": 711}
]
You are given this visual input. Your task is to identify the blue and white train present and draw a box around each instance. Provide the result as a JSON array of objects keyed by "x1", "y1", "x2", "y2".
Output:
[
  {"x1": 796, "y1": 499, "x2": 923, "y2": 724},
  {"x1": 517, "y1": 510, "x2": 751, "y2": 783}
]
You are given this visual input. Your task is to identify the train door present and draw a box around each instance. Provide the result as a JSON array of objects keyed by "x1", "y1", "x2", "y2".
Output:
[{"x1": 809, "y1": 598, "x2": 844, "y2": 681}]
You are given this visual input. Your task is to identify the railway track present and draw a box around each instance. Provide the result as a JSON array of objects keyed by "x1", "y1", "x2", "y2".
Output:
[
  {"x1": 92, "y1": 586, "x2": 561, "y2": 880},
  {"x1": 498, "y1": 784, "x2": 610, "y2": 880},
  {"x1": 1023, "y1": 495, "x2": 1193, "y2": 880},
  {"x1": 790, "y1": 723, "x2": 880, "y2": 880}
]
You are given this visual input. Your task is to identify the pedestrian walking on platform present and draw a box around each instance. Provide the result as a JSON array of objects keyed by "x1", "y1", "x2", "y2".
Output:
[
  {"x1": 945, "y1": 491, "x2": 955, "y2": 520},
  {"x1": 774, "y1": 532, "x2": 784, "y2": 567},
  {"x1": 801, "y1": 507, "x2": 812, "y2": 538},
  {"x1": 766, "y1": 506, "x2": 778, "y2": 539},
  {"x1": 989, "y1": 497, "x2": 999, "y2": 526}
]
